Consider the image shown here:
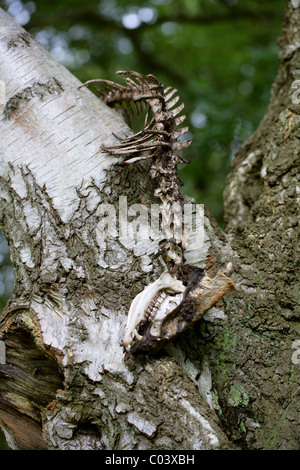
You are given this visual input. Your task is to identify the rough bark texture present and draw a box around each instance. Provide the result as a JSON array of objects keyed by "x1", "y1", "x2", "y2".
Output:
[
  {"x1": 0, "y1": 8, "x2": 233, "y2": 450},
  {"x1": 0, "y1": 1, "x2": 299, "y2": 451}
]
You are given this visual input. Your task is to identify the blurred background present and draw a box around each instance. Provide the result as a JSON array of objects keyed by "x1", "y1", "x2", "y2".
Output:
[{"x1": 0, "y1": 0, "x2": 284, "y2": 449}]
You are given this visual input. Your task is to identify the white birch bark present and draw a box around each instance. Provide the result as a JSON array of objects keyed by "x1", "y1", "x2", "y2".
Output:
[{"x1": 0, "y1": 8, "x2": 233, "y2": 450}]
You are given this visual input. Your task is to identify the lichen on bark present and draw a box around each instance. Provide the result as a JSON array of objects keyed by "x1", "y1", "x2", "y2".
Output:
[
  {"x1": 212, "y1": 0, "x2": 300, "y2": 449},
  {"x1": 0, "y1": 0, "x2": 299, "y2": 450}
]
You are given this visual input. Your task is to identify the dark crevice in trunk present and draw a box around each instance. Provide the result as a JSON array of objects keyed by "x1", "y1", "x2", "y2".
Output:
[{"x1": 0, "y1": 318, "x2": 64, "y2": 449}]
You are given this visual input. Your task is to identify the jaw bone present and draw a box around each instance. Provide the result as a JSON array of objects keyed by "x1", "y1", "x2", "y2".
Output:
[{"x1": 123, "y1": 271, "x2": 185, "y2": 351}]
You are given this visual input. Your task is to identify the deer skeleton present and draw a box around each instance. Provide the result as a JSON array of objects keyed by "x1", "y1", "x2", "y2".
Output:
[{"x1": 80, "y1": 71, "x2": 235, "y2": 354}]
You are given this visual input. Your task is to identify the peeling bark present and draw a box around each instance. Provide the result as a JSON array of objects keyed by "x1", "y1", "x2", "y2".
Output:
[
  {"x1": 0, "y1": 8, "x2": 233, "y2": 450},
  {"x1": 217, "y1": 0, "x2": 300, "y2": 449}
]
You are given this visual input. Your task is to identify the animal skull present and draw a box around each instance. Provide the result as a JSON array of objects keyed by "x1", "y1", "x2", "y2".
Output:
[{"x1": 123, "y1": 271, "x2": 185, "y2": 351}]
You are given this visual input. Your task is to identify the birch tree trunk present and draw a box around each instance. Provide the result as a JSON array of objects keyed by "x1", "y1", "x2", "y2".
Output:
[
  {"x1": 0, "y1": 7, "x2": 233, "y2": 450},
  {"x1": 0, "y1": 1, "x2": 299, "y2": 451}
]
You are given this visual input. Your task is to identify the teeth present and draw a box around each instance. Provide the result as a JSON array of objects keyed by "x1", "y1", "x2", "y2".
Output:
[
  {"x1": 123, "y1": 271, "x2": 185, "y2": 350},
  {"x1": 175, "y1": 139, "x2": 192, "y2": 150}
]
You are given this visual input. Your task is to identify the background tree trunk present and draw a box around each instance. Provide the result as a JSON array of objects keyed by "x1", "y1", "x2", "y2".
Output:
[
  {"x1": 217, "y1": 0, "x2": 300, "y2": 449},
  {"x1": 0, "y1": 1, "x2": 299, "y2": 450}
]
